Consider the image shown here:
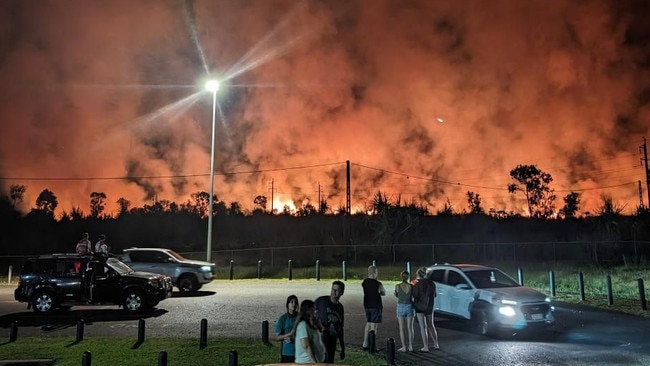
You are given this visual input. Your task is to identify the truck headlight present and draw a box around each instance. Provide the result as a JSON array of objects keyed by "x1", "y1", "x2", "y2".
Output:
[{"x1": 200, "y1": 266, "x2": 212, "y2": 273}]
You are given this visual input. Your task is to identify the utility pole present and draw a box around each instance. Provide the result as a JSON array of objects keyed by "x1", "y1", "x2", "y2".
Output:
[
  {"x1": 268, "y1": 179, "x2": 276, "y2": 214},
  {"x1": 346, "y1": 160, "x2": 351, "y2": 215},
  {"x1": 317, "y1": 182, "x2": 322, "y2": 213},
  {"x1": 639, "y1": 180, "x2": 644, "y2": 209},
  {"x1": 641, "y1": 137, "x2": 650, "y2": 208}
]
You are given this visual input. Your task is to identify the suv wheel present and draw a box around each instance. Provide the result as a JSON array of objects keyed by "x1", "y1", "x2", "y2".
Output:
[
  {"x1": 123, "y1": 289, "x2": 145, "y2": 313},
  {"x1": 32, "y1": 291, "x2": 57, "y2": 314},
  {"x1": 472, "y1": 309, "x2": 494, "y2": 337},
  {"x1": 177, "y1": 274, "x2": 198, "y2": 293}
]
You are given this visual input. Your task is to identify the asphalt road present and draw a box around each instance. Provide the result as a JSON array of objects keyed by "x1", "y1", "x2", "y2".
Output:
[{"x1": 1, "y1": 280, "x2": 650, "y2": 365}]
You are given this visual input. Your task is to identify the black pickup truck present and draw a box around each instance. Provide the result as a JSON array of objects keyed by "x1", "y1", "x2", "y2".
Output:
[{"x1": 14, "y1": 253, "x2": 173, "y2": 314}]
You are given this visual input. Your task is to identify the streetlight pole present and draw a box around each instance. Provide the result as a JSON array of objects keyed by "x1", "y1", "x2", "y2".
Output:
[{"x1": 205, "y1": 80, "x2": 220, "y2": 262}]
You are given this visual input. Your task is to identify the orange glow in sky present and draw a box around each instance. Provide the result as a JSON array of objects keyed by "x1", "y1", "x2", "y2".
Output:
[{"x1": 1, "y1": 1, "x2": 649, "y2": 217}]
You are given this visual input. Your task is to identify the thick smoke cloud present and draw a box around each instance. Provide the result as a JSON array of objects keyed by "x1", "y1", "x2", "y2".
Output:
[{"x1": 0, "y1": 0, "x2": 649, "y2": 216}]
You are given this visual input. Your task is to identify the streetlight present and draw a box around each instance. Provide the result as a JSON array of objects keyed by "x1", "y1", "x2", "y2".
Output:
[{"x1": 205, "y1": 79, "x2": 220, "y2": 262}]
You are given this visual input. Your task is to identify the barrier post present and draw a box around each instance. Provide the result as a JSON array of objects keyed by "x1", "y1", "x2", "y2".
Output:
[
  {"x1": 138, "y1": 319, "x2": 145, "y2": 344},
  {"x1": 606, "y1": 275, "x2": 613, "y2": 305},
  {"x1": 288, "y1": 260, "x2": 293, "y2": 281},
  {"x1": 385, "y1": 338, "x2": 396, "y2": 365},
  {"x1": 228, "y1": 350, "x2": 238, "y2": 366},
  {"x1": 368, "y1": 330, "x2": 376, "y2": 353},
  {"x1": 257, "y1": 260, "x2": 262, "y2": 279},
  {"x1": 638, "y1": 279, "x2": 647, "y2": 311},
  {"x1": 229, "y1": 260, "x2": 234, "y2": 280},
  {"x1": 76, "y1": 320, "x2": 84, "y2": 342},
  {"x1": 81, "y1": 351, "x2": 92, "y2": 366},
  {"x1": 549, "y1": 271, "x2": 556, "y2": 297},
  {"x1": 517, "y1": 268, "x2": 524, "y2": 286},
  {"x1": 200, "y1": 318, "x2": 208, "y2": 349},
  {"x1": 8, "y1": 265, "x2": 12, "y2": 285},
  {"x1": 158, "y1": 351, "x2": 168, "y2": 366},
  {"x1": 342, "y1": 261, "x2": 347, "y2": 281},
  {"x1": 316, "y1": 260, "x2": 321, "y2": 281},
  {"x1": 262, "y1": 320, "x2": 270, "y2": 345},
  {"x1": 578, "y1": 272, "x2": 585, "y2": 301},
  {"x1": 9, "y1": 321, "x2": 17, "y2": 342}
]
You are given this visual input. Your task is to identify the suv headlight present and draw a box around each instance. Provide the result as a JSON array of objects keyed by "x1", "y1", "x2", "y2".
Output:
[{"x1": 200, "y1": 265, "x2": 212, "y2": 273}]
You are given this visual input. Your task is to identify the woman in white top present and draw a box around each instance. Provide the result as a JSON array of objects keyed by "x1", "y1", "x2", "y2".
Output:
[{"x1": 293, "y1": 299, "x2": 326, "y2": 364}]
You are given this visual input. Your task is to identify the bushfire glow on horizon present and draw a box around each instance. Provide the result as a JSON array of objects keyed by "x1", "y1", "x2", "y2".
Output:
[{"x1": 0, "y1": 1, "x2": 649, "y2": 217}]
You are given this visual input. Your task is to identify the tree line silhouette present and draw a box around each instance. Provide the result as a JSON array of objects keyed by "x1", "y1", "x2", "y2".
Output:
[{"x1": 1, "y1": 164, "x2": 648, "y2": 265}]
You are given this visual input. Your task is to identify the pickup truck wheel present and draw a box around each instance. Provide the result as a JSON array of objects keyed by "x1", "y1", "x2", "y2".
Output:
[
  {"x1": 123, "y1": 289, "x2": 145, "y2": 313},
  {"x1": 177, "y1": 275, "x2": 198, "y2": 293},
  {"x1": 32, "y1": 291, "x2": 57, "y2": 314}
]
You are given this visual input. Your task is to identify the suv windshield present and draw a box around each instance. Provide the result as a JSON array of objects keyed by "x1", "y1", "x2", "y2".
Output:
[
  {"x1": 106, "y1": 258, "x2": 134, "y2": 275},
  {"x1": 464, "y1": 269, "x2": 520, "y2": 289}
]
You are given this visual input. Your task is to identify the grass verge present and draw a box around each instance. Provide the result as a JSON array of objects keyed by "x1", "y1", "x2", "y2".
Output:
[{"x1": 0, "y1": 337, "x2": 386, "y2": 366}]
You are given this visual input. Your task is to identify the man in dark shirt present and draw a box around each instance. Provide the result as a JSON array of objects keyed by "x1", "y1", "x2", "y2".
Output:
[
  {"x1": 315, "y1": 280, "x2": 346, "y2": 363},
  {"x1": 361, "y1": 265, "x2": 386, "y2": 350}
]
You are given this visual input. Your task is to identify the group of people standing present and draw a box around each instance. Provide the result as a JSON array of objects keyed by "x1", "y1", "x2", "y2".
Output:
[
  {"x1": 273, "y1": 266, "x2": 439, "y2": 364},
  {"x1": 362, "y1": 265, "x2": 439, "y2": 353},
  {"x1": 75, "y1": 232, "x2": 110, "y2": 256},
  {"x1": 274, "y1": 281, "x2": 346, "y2": 364}
]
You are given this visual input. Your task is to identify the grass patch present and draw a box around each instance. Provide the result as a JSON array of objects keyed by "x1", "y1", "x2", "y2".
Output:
[{"x1": 0, "y1": 337, "x2": 386, "y2": 366}]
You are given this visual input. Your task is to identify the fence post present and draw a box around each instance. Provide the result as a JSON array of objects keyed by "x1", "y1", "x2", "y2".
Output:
[
  {"x1": 229, "y1": 260, "x2": 234, "y2": 280},
  {"x1": 578, "y1": 272, "x2": 585, "y2": 302},
  {"x1": 288, "y1": 260, "x2": 293, "y2": 281},
  {"x1": 606, "y1": 275, "x2": 613, "y2": 306},
  {"x1": 228, "y1": 350, "x2": 238, "y2": 366},
  {"x1": 549, "y1": 271, "x2": 556, "y2": 297},
  {"x1": 342, "y1": 261, "x2": 347, "y2": 281},
  {"x1": 517, "y1": 268, "x2": 524, "y2": 286},
  {"x1": 316, "y1": 260, "x2": 321, "y2": 281},
  {"x1": 200, "y1": 318, "x2": 208, "y2": 349},
  {"x1": 638, "y1": 279, "x2": 647, "y2": 311}
]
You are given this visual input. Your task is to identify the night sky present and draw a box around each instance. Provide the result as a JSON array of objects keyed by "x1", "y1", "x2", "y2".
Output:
[{"x1": 1, "y1": 0, "x2": 649, "y2": 216}]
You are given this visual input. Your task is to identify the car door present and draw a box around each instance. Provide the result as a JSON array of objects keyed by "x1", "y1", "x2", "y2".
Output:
[
  {"x1": 92, "y1": 263, "x2": 122, "y2": 303},
  {"x1": 429, "y1": 269, "x2": 449, "y2": 313},
  {"x1": 129, "y1": 250, "x2": 176, "y2": 278},
  {"x1": 446, "y1": 269, "x2": 473, "y2": 319}
]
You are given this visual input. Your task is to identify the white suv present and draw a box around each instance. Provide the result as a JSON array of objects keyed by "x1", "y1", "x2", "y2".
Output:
[
  {"x1": 427, "y1": 264, "x2": 554, "y2": 336},
  {"x1": 120, "y1": 248, "x2": 215, "y2": 293}
]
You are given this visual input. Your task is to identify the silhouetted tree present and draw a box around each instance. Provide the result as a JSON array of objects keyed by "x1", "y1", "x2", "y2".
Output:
[
  {"x1": 191, "y1": 191, "x2": 211, "y2": 217},
  {"x1": 90, "y1": 192, "x2": 107, "y2": 218},
  {"x1": 560, "y1": 192, "x2": 580, "y2": 219},
  {"x1": 507, "y1": 164, "x2": 556, "y2": 218},
  {"x1": 466, "y1": 191, "x2": 484, "y2": 214},
  {"x1": 10, "y1": 184, "x2": 26, "y2": 209},
  {"x1": 254, "y1": 195, "x2": 268, "y2": 212},
  {"x1": 34, "y1": 189, "x2": 58, "y2": 214},
  {"x1": 116, "y1": 198, "x2": 131, "y2": 217}
]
